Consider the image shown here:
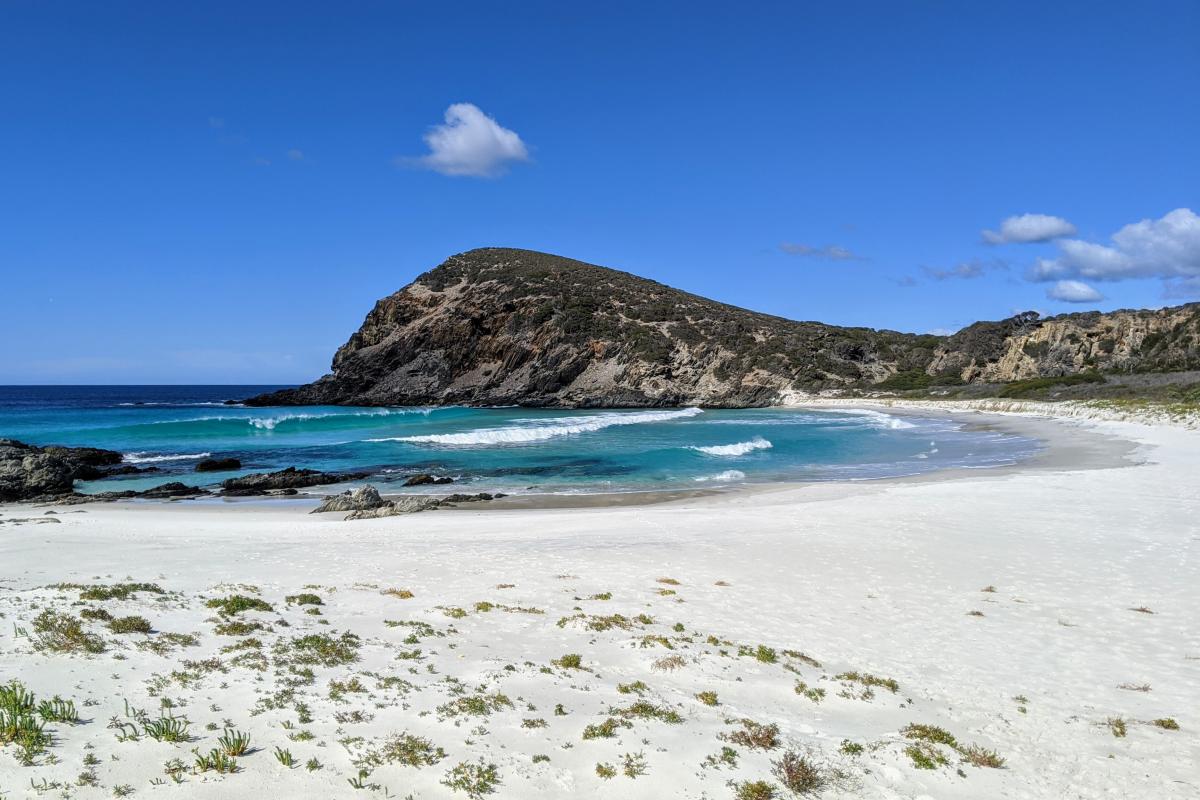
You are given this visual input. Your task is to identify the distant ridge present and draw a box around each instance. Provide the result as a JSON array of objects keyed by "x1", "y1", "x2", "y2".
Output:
[{"x1": 246, "y1": 248, "x2": 1200, "y2": 408}]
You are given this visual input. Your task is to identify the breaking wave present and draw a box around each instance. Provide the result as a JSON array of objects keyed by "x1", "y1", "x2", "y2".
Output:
[
  {"x1": 693, "y1": 470, "x2": 746, "y2": 482},
  {"x1": 831, "y1": 409, "x2": 916, "y2": 429},
  {"x1": 247, "y1": 408, "x2": 429, "y2": 430},
  {"x1": 369, "y1": 407, "x2": 704, "y2": 446},
  {"x1": 688, "y1": 437, "x2": 772, "y2": 457},
  {"x1": 123, "y1": 451, "x2": 212, "y2": 464}
]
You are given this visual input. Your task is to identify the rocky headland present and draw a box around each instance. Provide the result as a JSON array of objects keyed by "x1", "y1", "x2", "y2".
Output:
[{"x1": 245, "y1": 248, "x2": 1200, "y2": 408}]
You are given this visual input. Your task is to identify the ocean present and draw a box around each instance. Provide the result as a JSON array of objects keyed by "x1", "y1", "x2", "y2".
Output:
[{"x1": 0, "y1": 385, "x2": 1041, "y2": 495}]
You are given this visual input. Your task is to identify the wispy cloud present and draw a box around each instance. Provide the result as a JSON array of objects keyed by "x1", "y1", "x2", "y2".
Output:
[
  {"x1": 921, "y1": 259, "x2": 1006, "y2": 281},
  {"x1": 983, "y1": 213, "x2": 1076, "y2": 244},
  {"x1": 1046, "y1": 279, "x2": 1103, "y2": 303},
  {"x1": 779, "y1": 243, "x2": 865, "y2": 261},
  {"x1": 287, "y1": 148, "x2": 305, "y2": 161},
  {"x1": 408, "y1": 103, "x2": 529, "y2": 178},
  {"x1": 1163, "y1": 276, "x2": 1200, "y2": 300}
]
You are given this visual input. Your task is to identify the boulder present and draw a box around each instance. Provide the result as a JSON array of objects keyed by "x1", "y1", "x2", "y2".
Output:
[
  {"x1": 1, "y1": 439, "x2": 125, "y2": 502},
  {"x1": 196, "y1": 457, "x2": 241, "y2": 473},
  {"x1": 345, "y1": 496, "x2": 441, "y2": 519},
  {"x1": 311, "y1": 485, "x2": 386, "y2": 513},
  {"x1": 342, "y1": 490, "x2": 502, "y2": 520}
]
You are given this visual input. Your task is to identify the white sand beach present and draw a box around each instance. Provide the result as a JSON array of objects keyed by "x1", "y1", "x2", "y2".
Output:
[{"x1": 1, "y1": 403, "x2": 1197, "y2": 799}]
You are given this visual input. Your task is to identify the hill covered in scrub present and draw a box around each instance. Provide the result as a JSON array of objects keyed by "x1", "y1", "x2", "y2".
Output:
[{"x1": 246, "y1": 248, "x2": 1200, "y2": 408}]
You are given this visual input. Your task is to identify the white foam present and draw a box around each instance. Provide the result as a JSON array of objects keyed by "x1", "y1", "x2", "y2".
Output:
[
  {"x1": 832, "y1": 409, "x2": 916, "y2": 429},
  {"x1": 248, "y1": 408, "x2": 431, "y2": 430},
  {"x1": 118, "y1": 401, "x2": 234, "y2": 407},
  {"x1": 369, "y1": 407, "x2": 704, "y2": 446},
  {"x1": 123, "y1": 452, "x2": 212, "y2": 464},
  {"x1": 693, "y1": 470, "x2": 746, "y2": 482},
  {"x1": 688, "y1": 437, "x2": 773, "y2": 456}
]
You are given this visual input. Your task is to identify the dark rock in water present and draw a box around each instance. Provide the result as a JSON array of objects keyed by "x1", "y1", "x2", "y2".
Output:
[
  {"x1": 42, "y1": 445, "x2": 123, "y2": 468},
  {"x1": 196, "y1": 458, "x2": 241, "y2": 473},
  {"x1": 1, "y1": 439, "x2": 127, "y2": 502},
  {"x1": 220, "y1": 466, "x2": 370, "y2": 496},
  {"x1": 312, "y1": 485, "x2": 387, "y2": 513},
  {"x1": 139, "y1": 482, "x2": 208, "y2": 499},
  {"x1": 402, "y1": 473, "x2": 454, "y2": 486},
  {"x1": 104, "y1": 465, "x2": 159, "y2": 476},
  {"x1": 54, "y1": 481, "x2": 209, "y2": 504}
]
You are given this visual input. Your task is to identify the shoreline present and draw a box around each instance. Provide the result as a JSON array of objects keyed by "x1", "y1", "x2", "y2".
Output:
[
  {"x1": 2, "y1": 400, "x2": 1147, "y2": 516},
  {"x1": 1, "y1": 402, "x2": 1197, "y2": 798}
]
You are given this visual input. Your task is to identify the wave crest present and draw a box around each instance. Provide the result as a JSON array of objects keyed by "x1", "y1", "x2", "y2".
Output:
[
  {"x1": 693, "y1": 470, "x2": 746, "y2": 482},
  {"x1": 123, "y1": 452, "x2": 212, "y2": 464},
  {"x1": 832, "y1": 409, "x2": 916, "y2": 429},
  {"x1": 369, "y1": 407, "x2": 703, "y2": 446},
  {"x1": 688, "y1": 437, "x2": 772, "y2": 456},
  {"x1": 249, "y1": 408, "x2": 432, "y2": 430}
]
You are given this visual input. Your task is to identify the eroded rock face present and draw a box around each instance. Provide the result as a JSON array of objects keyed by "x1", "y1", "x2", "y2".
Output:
[
  {"x1": 243, "y1": 248, "x2": 1200, "y2": 408},
  {"x1": 220, "y1": 467, "x2": 370, "y2": 496},
  {"x1": 929, "y1": 305, "x2": 1200, "y2": 382},
  {"x1": 0, "y1": 439, "x2": 127, "y2": 502}
]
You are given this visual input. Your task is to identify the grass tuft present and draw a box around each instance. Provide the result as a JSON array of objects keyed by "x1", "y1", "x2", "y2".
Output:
[
  {"x1": 441, "y1": 760, "x2": 500, "y2": 798},
  {"x1": 205, "y1": 595, "x2": 273, "y2": 616}
]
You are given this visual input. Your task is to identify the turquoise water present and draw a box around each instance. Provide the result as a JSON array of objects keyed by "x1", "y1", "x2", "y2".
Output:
[{"x1": 0, "y1": 386, "x2": 1041, "y2": 495}]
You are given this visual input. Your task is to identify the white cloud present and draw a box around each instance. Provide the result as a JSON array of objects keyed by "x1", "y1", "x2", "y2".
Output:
[
  {"x1": 983, "y1": 213, "x2": 1077, "y2": 244},
  {"x1": 779, "y1": 243, "x2": 864, "y2": 261},
  {"x1": 287, "y1": 148, "x2": 305, "y2": 161},
  {"x1": 1046, "y1": 279, "x2": 1103, "y2": 303},
  {"x1": 412, "y1": 103, "x2": 529, "y2": 177},
  {"x1": 1030, "y1": 208, "x2": 1200, "y2": 284}
]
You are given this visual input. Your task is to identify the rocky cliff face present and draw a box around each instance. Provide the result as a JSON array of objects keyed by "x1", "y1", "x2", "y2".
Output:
[
  {"x1": 929, "y1": 305, "x2": 1200, "y2": 382},
  {"x1": 246, "y1": 248, "x2": 1200, "y2": 408}
]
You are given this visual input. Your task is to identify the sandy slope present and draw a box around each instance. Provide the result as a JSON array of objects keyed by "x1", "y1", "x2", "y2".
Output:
[{"x1": 0, "y1": 407, "x2": 1197, "y2": 799}]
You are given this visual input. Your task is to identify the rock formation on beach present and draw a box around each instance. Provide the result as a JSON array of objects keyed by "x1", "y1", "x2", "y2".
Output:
[
  {"x1": 245, "y1": 248, "x2": 1200, "y2": 408},
  {"x1": 311, "y1": 484, "x2": 504, "y2": 518},
  {"x1": 1, "y1": 439, "x2": 133, "y2": 501}
]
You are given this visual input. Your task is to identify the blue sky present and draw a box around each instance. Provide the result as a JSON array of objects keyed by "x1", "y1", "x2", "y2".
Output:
[{"x1": 2, "y1": 1, "x2": 1197, "y2": 384}]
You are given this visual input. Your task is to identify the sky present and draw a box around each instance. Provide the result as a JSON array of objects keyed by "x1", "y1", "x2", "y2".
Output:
[{"x1": 1, "y1": 1, "x2": 1198, "y2": 384}]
